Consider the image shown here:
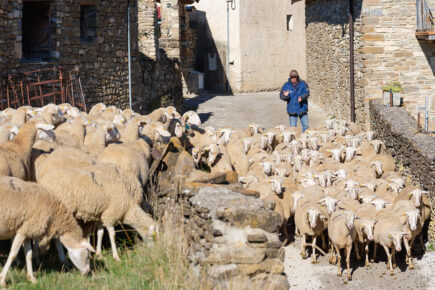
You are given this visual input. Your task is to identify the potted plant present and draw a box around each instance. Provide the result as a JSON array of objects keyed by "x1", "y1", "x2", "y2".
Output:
[{"x1": 382, "y1": 81, "x2": 402, "y2": 106}]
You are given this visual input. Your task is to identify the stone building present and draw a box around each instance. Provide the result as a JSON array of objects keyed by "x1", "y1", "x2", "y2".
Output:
[
  {"x1": 189, "y1": 0, "x2": 306, "y2": 93},
  {"x1": 305, "y1": 0, "x2": 435, "y2": 129},
  {"x1": 0, "y1": 0, "x2": 198, "y2": 113}
]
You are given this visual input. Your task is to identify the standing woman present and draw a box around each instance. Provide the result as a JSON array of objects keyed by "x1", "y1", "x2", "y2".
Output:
[{"x1": 279, "y1": 70, "x2": 310, "y2": 132}]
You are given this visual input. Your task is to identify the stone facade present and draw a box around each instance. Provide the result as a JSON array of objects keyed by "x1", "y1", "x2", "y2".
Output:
[
  {"x1": 306, "y1": 0, "x2": 366, "y2": 126},
  {"x1": 370, "y1": 100, "x2": 435, "y2": 241},
  {"x1": 0, "y1": 0, "x2": 192, "y2": 113},
  {"x1": 362, "y1": 0, "x2": 435, "y2": 131},
  {"x1": 306, "y1": 0, "x2": 435, "y2": 129}
]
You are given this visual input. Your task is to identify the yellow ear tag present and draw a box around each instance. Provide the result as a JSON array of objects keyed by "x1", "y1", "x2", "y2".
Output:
[{"x1": 388, "y1": 233, "x2": 392, "y2": 238}]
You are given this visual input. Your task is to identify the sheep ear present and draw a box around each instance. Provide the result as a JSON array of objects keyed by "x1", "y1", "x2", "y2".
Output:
[{"x1": 81, "y1": 240, "x2": 96, "y2": 253}]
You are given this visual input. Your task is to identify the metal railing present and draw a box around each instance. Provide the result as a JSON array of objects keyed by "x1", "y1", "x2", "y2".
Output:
[
  {"x1": 0, "y1": 67, "x2": 86, "y2": 111},
  {"x1": 417, "y1": 0, "x2": 435, "y2": 32}
]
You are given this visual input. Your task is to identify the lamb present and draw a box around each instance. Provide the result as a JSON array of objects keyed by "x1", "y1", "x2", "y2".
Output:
[
  {"x1": 328, "y1": 210, "x2": 357, "y2": 280},
  {"x1": 294, "y1": 202, "x2": 328, "y2": 263},
  {"x1": 39, "y1": 164, "x2": 158, "y2": 261},
  {"x1": 0, "y1": 177, "x2": 94, "y2": 286},
  {"x1": 373, "y1": 213, "x2": 407, "y2": 275},
  {"x1": 0, "y1": 119, "x2": 54, "y2": 180}
]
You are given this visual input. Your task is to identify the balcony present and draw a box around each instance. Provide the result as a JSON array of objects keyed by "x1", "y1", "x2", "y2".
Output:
[{"x1": 416, "y1": 0, "x2": 435, "y2": 40}]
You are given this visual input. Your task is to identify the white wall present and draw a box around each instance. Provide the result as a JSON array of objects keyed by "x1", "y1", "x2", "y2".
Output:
[{"x1": 193, "y1": 0, "x2": 306, "y2": 93}]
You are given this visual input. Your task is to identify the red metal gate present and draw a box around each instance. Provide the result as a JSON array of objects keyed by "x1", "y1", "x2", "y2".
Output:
[{"x1": 0, "y1": 66, "x2": 87, "y2": 111}]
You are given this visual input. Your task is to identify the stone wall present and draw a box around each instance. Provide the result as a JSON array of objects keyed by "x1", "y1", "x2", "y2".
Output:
[
  {"x1": 0, "y1": 0, "x2": 142, "y2": 110},
  {"x1": 369, "y1": 99, "x2": 435, "y2": 241},
  {"x1": 362, "y1": 0, "x2": 435, "y2": 131},
  {"x1": 1, "y1": 0, "x2": 188, "y2": 114},
  {"x1": 305, "y1": 0, "x2": 366, "y2": 126},
  {"x1": 153, "y1": 142, "x2": 290, "y2": 289}
]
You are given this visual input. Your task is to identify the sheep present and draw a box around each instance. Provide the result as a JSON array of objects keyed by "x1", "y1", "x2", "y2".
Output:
[
  {"x1": 392, "y1": 200, "x2": 421, "y2": 270},
  {"x1": 355, "y1": 203, "x2": 377, "y2": 267},
  {"x1": 39, "y1": 164, "x2": 158, "y2": 261},
  {"x1": 0, "y1": 119, "x2": 54, "y2": 180},
  {"x1": 373, "y1": 213, "x2": 407, "y2": 275},
  {"x1": 328, "y1": 210, "x2": 357, "y2": 280},
  {"x1": 54, "y1": 117, "x2": 88, "y2": 147},
  {"x1": 201, "y1": 144, "x2": 234, "y2": 176},
  {"x1": 39, "y1": 104, "x2": 64, "y2": 126},
  {"x1": 0, "y1": 177, "x2": 94, "y2": 286},
  {"x1": 83, "y1": 121, "x2": 121, "y2": 155},
  {"x1": 294, "y1": 202, "x2": 328, "y2": 263},
  {"x1": 182, "y1": 110, "x2": 201, "y2": 127}
]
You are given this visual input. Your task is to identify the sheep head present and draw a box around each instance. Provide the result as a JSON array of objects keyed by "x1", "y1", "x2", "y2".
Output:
[
  {"x1": 190, "y1": 147, "x2": 200, "y2": 168},
  {"x1": 59, "y1": 234, "x2": 94, "y2": 275},
  {"x1": 268, "y1": 177, "x2": 283, "y2": 195},
  {"x1": 292, "y1": 155, "x2": 303, "y2": 172},
  {"x1": 261, "y1": 161, "x2": 273, "y2": 176},
  {"x1": 42, "y1": 104, "x2": 64, "y2": 125},
  {"x1": 113, "y1": 114, "x2": 126, "y2": 126},
  {"x1": 403, "y1": 209, "x2": 420, "y2": 231},
  {"x1": 318, "y1": 196, "x2": 339, "y2": 215},
  {"x1": 387, "y1": 231, "x2": 406, "y2": 252},
  {"x1": 264, "y1": 132, "x2": 276, "y2": 147},
  {"x1": 366, "y1": 131, "x2": 374, "y2": 141},
  {"x1": 345, "y1": 147, "x2": 357, "y2": 162},
  {"x1": 182, "y1": 111, "x2": 201, "y2": 127},
  {"x1": 351, "y1": 137, "x2": 360, "y2": 149},
  {"x1": 370, "y1": 161, "x2": 383, "y2": 178},
  {"x1": 290, "y1": 140, "x2": 300, "y2": 155},
  {"x1": 248, "y1": 123, "x2": 261, "y2": 136},
  {"x1": 238, "y1": 175, "x2": 258, "y2": 186},
  {"x1": 408, "y1": 189, "x2": 425, "y2": 208},
  {"x1": 333, "y1": 169, "x2": 347, "y2": 179},
  {"x1": 274, "y1": 167, "x2": 290, "y2": 177},
  {"x1": 259, "y1": 136, "x2": 268, "y2": 150},
  {"x1": 202, "y1": 144, "x2": 220, "y2": 166},
  {"x1": 105, "y1": 123, "x2": 121, "y2": 142},
  {"x1": 327, "y1": 148, "x2": 342, "y2": 162},
  {"x1": 359, "y1": 195, "x2": 374, "y2": 204},
  {"x1": 370, "y1": 198, "x2": 390, "y2": 210},
  {"x1": 344, "y1": 180, "x2": 358, "y2": 199},
  {"x1": 325, "y1": 119, "x2": 334, "y2": 130},
  {"x1": 307, "y1": 208, "x2": 325, "y2": 229},
  {"x1": 308, "y1": 137, "x2": 319, "y2": 150},
  {"x1": 280, "y1": 131, "x2": 294, "y2": 143},
  {"x1": 388, "y1": 182, "x2": 402, "y2": 194},
  {"x1": 275, "y1": 125, "x2": 286, "y2": 133},
  {"x1": 344, "y1": 211, "x2": 356, "y2": 230},
  {"x1": 372, "y1": 140, "x2": 384, "y2": 154},
  {"x1": 360, "y1": 219, "x2": 375, "y2": 241}
]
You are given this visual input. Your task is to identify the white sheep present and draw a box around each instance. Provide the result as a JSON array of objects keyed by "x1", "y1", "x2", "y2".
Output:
[
  {"x1": 328, "y1": 210, "x2": 357, "y2": 280},
  {"x1": 39, "y1": 164, "x2": 158, "y2": 261},
  {"x1": 0, "y1": 176, "x2": 94, "y2": 286}
]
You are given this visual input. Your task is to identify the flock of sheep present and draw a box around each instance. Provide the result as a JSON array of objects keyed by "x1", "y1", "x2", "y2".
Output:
[{"x1": 0, "y1": 102, "x2": 431, "y2": 285}]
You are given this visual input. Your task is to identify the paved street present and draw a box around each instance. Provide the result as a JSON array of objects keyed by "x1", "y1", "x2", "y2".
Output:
[{"x1": 184, "y1": 92, "x2": 330, "y2": 130}]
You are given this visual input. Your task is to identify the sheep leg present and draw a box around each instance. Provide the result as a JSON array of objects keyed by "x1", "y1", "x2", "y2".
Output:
[
  {"x1": 300, "y1": 234, "x2": 307, "y2": 259},
  {"x1": 403, "y1": 238, "x2": 414, "y2": 270},
  {"x1": 372, "y1": 243, "x2": 377, "y2": 262},
  {"x1": 96, "y1": 226, "x2": 105, "y2": 259},
  {"x1": 391, "y1": 248, "x2": 397, "y2": 269},
  {"x1": 335, "y1": 245, "x2": 342, "y2": 277},
  {"x1": 419, "y1": 234, "x2": 424, "y2": 250},
  {"x1": 346, "y1": 244, "x2": 352, "y2": 280},
  {"x1": 329, "y1": 243, "x2": 336, "y2": 264},
  {"x1": 311, "y1": 236, "x2": 318, "y2": 264},
  {"x1": 32, "y1": 240, "x2": 40, "y2": 266},
  {"x1": 321, "y1": 232, "x2": 327, "y2": 250},
  {"x1": 107, "y1": 226, "x2": 121, "y2": 261},
  {"x1": 364, "y1": 242, "x2": 370, "y2": 267},
  {"x1": 383, "y1": 245, "x2": 394, "y2": 276},
  {"x1": 24, "y1": 239, "x2": 37, "y2": 284},
  {"x1": 354, "y1": 240, "x2": 361, "y2": 260},
  {"x1": 54, "y1": 239, "x2": 67, "y2": 264},
  {"x1": 0, "y1": 233, "x2": 26, "y2": 286}
]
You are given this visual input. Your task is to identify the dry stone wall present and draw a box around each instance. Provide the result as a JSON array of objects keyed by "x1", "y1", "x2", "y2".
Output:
[
  {"x1": 370, "y1": 100, "x2": 435, "y2": 241},
  {"x1": 305, "y1": 0, "x2": 366, "y2": 126}
]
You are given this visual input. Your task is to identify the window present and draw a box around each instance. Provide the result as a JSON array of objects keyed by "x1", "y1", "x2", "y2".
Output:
[
  {"x1": 80, "y1": 5, "x2": 97, "y2": 43},
  {"x1": 22, "y1": 1, "x2": 51, "y2": 60},
  {"x1": 287, "y1": 15, "x2": 294, "y2": 31}
]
